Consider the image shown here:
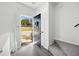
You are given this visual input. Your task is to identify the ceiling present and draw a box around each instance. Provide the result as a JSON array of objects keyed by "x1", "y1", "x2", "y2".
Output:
[{"x1": 21, "y1": 2, "x2": 45, "y2": 10}]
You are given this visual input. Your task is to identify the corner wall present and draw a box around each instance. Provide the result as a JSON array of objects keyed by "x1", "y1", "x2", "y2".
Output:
[
  {"x1": 55, "y1": 2, "x2": 79, "y2": 46},
  {"x1": 49, "y1": 2, "x2": 55, "y2": 45},
  {"x1": 55, "y1": 2, "x2": 79, "y2": 55}
]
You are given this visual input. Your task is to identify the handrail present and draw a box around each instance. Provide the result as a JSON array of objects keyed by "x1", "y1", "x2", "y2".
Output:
[{"x1": 74, "y1": 23, "x2": 79, "y2": 27}]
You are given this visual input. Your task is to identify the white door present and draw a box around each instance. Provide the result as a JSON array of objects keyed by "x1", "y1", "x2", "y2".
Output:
[{"x1": 41, "y1": 10, "x2": 49, "y2": 49}]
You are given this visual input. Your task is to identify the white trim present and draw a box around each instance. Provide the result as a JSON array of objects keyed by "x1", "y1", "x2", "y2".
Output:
[{"x1": 55, "y1": 38, "x2": 79, "y2": 46}]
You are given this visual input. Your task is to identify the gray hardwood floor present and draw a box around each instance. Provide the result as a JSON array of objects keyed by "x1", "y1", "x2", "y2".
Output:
[{"x1": 11, "y1": 42, "x2": 53, "y2": 56}]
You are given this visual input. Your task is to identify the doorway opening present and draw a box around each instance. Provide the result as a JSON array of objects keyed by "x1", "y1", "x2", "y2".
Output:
[
  {"x1": 19, "y1": 15, "x2": 33, "y2": 46},
  {"x1": 33, "y1": 14, "x2": 41, "y2": 47}
]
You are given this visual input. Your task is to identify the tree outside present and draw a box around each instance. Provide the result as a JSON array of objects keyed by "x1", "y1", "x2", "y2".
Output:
[{"x1": 21, "y1": 19, "x2": 32, "y2": 27}]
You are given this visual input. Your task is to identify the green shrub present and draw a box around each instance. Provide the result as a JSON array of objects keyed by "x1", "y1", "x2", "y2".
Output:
[{"x1": 21, "y1": 19, "x2": 29, "y2": 26}]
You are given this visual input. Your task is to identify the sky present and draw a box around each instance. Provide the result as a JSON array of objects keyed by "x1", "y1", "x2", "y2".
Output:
[{"x1": 20, "y1": 15, "x2": 29, "y2": 20}]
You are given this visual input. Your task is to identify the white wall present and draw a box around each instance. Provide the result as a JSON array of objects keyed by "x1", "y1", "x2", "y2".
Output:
[
  {"x1": 0, "y1": 3, "x2": 12, "y2": 35},
  {"x1": 0, "y1": 33, "x2": 10, "y2": 56},
  {"x1": 49, "y1": 2, "x2": 55, "y2": 45},
  {"x1": 0, "y1": 3, "x2": 17, "y2": 56},
  {"x1": 54, "y1": 2, "x2": 79, "y2": 56},
  {"x1": 55, "y1": 2, "x2": 79, "y2": 46}
]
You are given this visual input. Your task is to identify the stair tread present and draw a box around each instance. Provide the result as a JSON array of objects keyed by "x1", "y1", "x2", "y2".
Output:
[{"x1": 49, "y1": 44, "x2": 67, "y2": 56}]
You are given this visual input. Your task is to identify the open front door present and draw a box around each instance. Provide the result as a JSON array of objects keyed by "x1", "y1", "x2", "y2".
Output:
[{"x1": 33, "y1": 14, "x2": 41, "y2": 47}]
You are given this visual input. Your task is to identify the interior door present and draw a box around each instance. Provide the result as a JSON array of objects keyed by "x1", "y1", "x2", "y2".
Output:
[{"x1": 41, "y1": 9, "x2": 49, "y2": 49}]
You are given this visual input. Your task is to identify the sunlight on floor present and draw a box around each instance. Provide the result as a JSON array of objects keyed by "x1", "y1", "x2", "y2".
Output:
[{"x1": 21, "y1": 39, "x2": 32, "y2": 43}]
